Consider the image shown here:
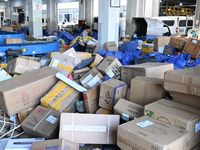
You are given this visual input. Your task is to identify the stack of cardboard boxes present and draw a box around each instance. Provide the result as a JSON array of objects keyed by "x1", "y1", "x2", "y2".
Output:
[{"x1": 0, "y1": 44, "x2": 200, "y2": 150}]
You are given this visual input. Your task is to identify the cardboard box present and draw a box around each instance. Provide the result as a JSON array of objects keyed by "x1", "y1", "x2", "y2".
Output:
[
  {"x1": 0, "y1": 63, "x2": 7, "y2": 69},
  {"x1": 18, "y1": 56, "x2": 41, "y2": 62},
  {"x1": 46, "y1": 37, "x2": 54, "y2": 42},
  {"x1": 173, "y1": 92, "x2": 200, "y2": 110},
  {"x1": 163, "y1": 45, "x2": 176, "y2": 55},
  {"x1": 0, "y1": 67, "x2": 59, "y2": 116},
  {"x1": 39, "y1": 57, "x2": 51, "y2": 67},
  {"x1": 59, "y1": 113, "x2": 120, "y2": 144},
  {"x1": 130, "y1": 76, "x2": 165, "y2": 106},
  {"x1": 104, "y1": 41, "x2": 118, "y2": 51},
  {"x1": 96, "y1": 108, "x2": 111, "y2": 114},
  {"x1": 31, "y1": 139, "x2": 79, "y2": 150},
  {"x1": 62, "y1": 47, "x2": 81, "y2": 66},
  {"x1": 4, "y1": 38, "x2": 22, "y2": 44},
  {"x1": 18, "y1": 106, "x2": 36, "y2": 123},
  {"x1": 47, "y1": 51, "x2": 56, "y2": 58},
  {"x1": 79, "y1": 67, "x2": 103, "y2": 89},
  {"x1": 121, "y1": 62, "x2": 174, "y2": 84},
  {"x1": 114, "y1": 98, "x2": 144, "y2": 122},
  {"x1": 41, "y1": 81, "x2": 81, "y2": 113},
  {"x1": 83, "y1": 84, "x2": 100, "y2": 114},
  {"x1": 97, "y1": 56, "x2": 122, "y2": 79},
  {"x1": 90, "y1": 54, "x2": 103, "y2": 68},
  {"x1": 21, "y1": 105, "x2": 60, "y2": 139},
  {"x1": 7, "y1": 58, "x2": 41, "y2": 75},
  {"x1": 0, "y1": 27, "x2": 13, "y2": 32},
  {"x1": 182, "y1": 39, "x2": 200, "y2": 59},
  {"x1": 170, "y1": 34, "x2": 181, "y2": 39},
  {"x1": 0, "y1": 68, "x2": 12, "y2": 82},
  {"x1": 5, "y1": 138, "x2": 45, "y2": 150},
  {"x1": 117, "y1": 116, "x2": 190, "y2": 150},
  {"x1": 154, "y1": 36, "x2": 170, "y2": 50},
  {"x1": 144, "y1": 99, "x2": 200, "y2": 149},
  {"x1": 164, "y1": 66, "x2": 200, "y2": 97},
  {"x1": 99, "y1": 79, "x2": 128, "y2": 111},
  {"x1": 76, "y1": 52, "x2": 92, "y2": 61},
  {"x1": 169, "y1": 37, "x2": 188, "y2": 49},
  {"x1": 49, "y1": 52, "x2": 75, "y2": 76},
  {"x1": 72, "y1": 67, "x2": 90, "y2": 80}
]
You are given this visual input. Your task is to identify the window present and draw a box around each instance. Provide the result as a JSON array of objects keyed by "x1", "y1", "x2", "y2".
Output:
[
  {"x1": 179, "y1": 20, "x2": 186, "y2": 27},
  {"x1": 162, "y1": 20, "x2": 175, "y2": 26},
  {"x1": 187, "y1": 20, "x2": 193, "y2": 26}
]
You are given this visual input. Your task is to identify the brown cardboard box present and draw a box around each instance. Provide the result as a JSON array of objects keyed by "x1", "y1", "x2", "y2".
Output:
[
  {"x1": 114, "y1": 98, "x2": 144, "y2": 122},
  {"x1": 182, "y1": 39, "x2": 200, "y2": 59},
  {"x1": 31, "y1": 139, "x2": 79, "y2": 150},
  {"x1": 173, "y1": 92, "x2": 200, "y2": 110},
  {"x1": 130, "y1": 76, "x2": 165, "y2": 106},
  {"x1": 83, "y1": 84, "x2": 100, "y2": 114},
  {"x1": 4, "y1": 38, "x2": 22, "y2": 44},
  {"x1": 164, "y1": 66, "x2": 200, "y2": 97},
  {"x1": 47, "y1": 51, "x2": 56, "y2": 58},
  {"x1": 18, "y1": 106, "x2": 36, "y2": 123},
  {"x1": 18, "y1": 56, "x2": 41, "y2": 62},
  {"x1": 144, "y1": 99, "x2": 200, "y2": 149},
  {"x1": 0, "y1": 67, "x2": 58, "y2": 116},
  {"x1": 121, "y1": 62, "x2": 174, "y2": 84},
  {"x1": 104, "y1": 41, "x2": 118, "y2": 51},
  {"x1": 117, "y1": 116, "x2": 190, "y2": 150},
  {"x1": 169, "y1": 37, "x2": 188, "y2": 49},
  {"x1": 41, "y1": 81, "x2": 81, "y2": 113},
  {"x1": 76, "y1": 52, "x2": 92, "y2": 61},
  {"x1": 90, "y1": 54, "x2": 103, "y2": 68},
  {"x1": 79, "y1": 67, "x2": 103, "y2": 89},
  {"x1": 170, "y1": 34, "x2": 181, "y2": 39},
  {"x1": 7, "y1": 58, "x2": 41, "y2": 75},
  {"x1": 154, "y1": 36, "x2": 170, "y2": 50},
  {"x1": 62, "y1": 47, "x2": 81, "y2": 66},
  {"x1": 59, "y1": 113, "x2": 120, "y2": 144},
  {"x1": 49, "y1": 52, "x2": 75, "y2": 76},
  {"x1": 21, "y1": 105, "x2": 60, "y2": 139},
  {"x1": 96, "y1": 108, "x2": 111, "y2": 114},
  {"x1": 46, "y1": 38, "x2": 54, "y2": 42},
  {"x1": 99, "y1": 79, "x2": 128, "y2": 111},
  {"x1": 0, "y1": 27, "x2": 13, "y2": 32},
  {"x1": 97, "y1": 56, "x2": 122, "y2": 79},
  {"x1": 72, "y1": 67, "x2": 90, "y2": 80}
]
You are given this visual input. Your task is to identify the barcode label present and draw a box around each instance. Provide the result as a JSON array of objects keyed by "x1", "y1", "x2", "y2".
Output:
[{"x1": 46, "y1": 115, "x2": 58, "y2": 124}]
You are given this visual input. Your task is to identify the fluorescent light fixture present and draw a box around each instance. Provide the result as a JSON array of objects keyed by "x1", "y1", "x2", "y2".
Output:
[
  {"x1": 180, "y1": 3, "x2": 182, "y2": 6},
  {"x1": 5, "y1": 0, "x2": 8, "y2": 1}
]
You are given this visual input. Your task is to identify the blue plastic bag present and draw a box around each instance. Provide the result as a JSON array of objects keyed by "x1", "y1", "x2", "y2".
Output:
[
  {"x1": 119, "y1": 41, "x2": 138, "y2": 52},
  {"x1": 43, "y1": 29, "x2": 50, "y2": 36},
  {"x1": 58, "y1": 31, "x2": 74, "y2": 45},
  {"x1": 93, "y1": 31, "x2": 98, "y2": 40}
]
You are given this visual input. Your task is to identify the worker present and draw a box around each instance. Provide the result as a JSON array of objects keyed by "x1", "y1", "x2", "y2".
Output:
[
  {"x1": 22, "y1": 27, "x2": 29, "y2": 35},
  {"x1": 78, "y1": 25, "x2": 90, "y2": 52},
  {"x1": 119, "y1": 25, "x2": 122, "y2": 41},
  {"x1": 81, "y1": 20, "x2": 87, "y2": 32}
]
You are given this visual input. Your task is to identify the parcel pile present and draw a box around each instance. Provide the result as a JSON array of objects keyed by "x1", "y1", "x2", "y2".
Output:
[{"x1": 0, "y1": 46, "x2": 200, "y2": 150}]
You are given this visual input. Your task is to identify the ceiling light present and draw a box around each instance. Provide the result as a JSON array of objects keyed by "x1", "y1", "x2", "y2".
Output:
[
  {"x1": 180, "y1": 3, "x2": 182, "y2": 6},
  {"x1": 5, "y1": 0, "x2": 8, "y2": 1}
]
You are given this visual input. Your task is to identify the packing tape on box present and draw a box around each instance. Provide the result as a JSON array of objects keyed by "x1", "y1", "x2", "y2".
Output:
[
  {"x1": 50, "y1": 88, "x2": 74, "y2": 111},
  {"x1": 33, "y1": 110, "x2": 52, "y2": 135},
  {"x1": 63, "y1": 106, "x2": 71, "y2": 113},
  {"x1": 112, "y1": 83, "x2": 128, "y2": 112},
  {"x1": 50, "y1": 61, "x2": 73, "y2": 73},
  {"x1": 103, "y1": 110, "x2": 111, "y2": 114},
  {"x1": 41, "y1": 81, "x2": 68, "y2": 108},
  {"x1": 62, "y1": 114, "x2": 111, "y2": 144},
  {"x1": 90, "y1": 59, "x2": 97, "y2": 68},
  {"x1": 86, "y1": 53, "x2": 90, "y2": 59},
  {"x1": 164, "y1": 80, "x2": 199, "y2": 95}
]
